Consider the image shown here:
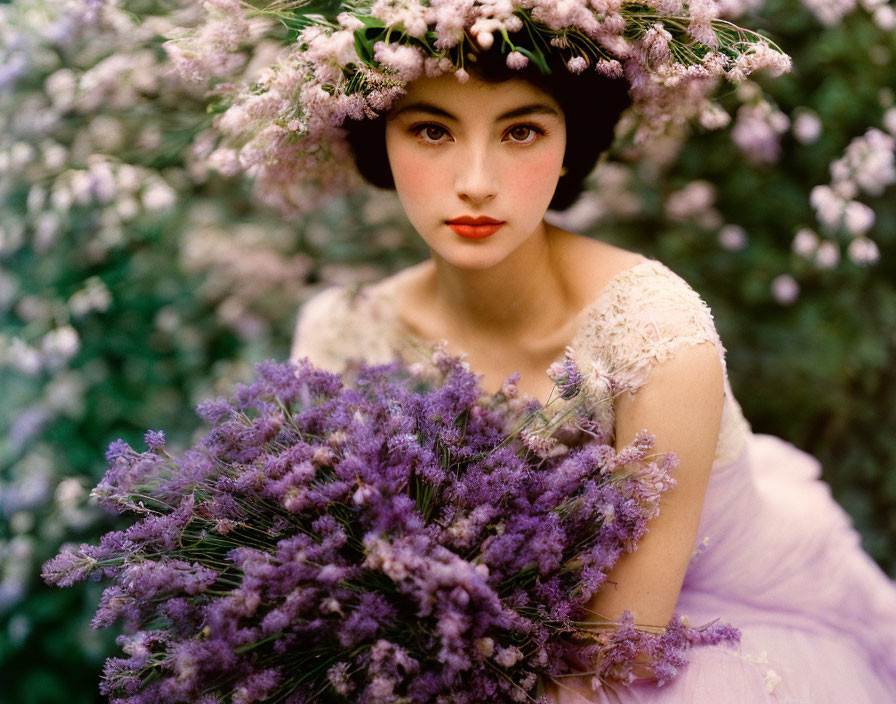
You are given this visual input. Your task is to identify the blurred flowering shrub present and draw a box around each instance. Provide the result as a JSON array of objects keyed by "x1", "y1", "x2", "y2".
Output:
[
  {"x1": 1, "y1": 0, "x2": 894, "y2": 702},
  {"x1": 550, "y1": 0, "x2": 896, "y2": 574},
  {"x1": 0, "y1": 2, "x2": 421, "y2": 702}
]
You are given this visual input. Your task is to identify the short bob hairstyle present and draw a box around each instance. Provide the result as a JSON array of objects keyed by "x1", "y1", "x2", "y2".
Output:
[{"x1": 344, "y1": 40, "x2": 632, "y2": 211}]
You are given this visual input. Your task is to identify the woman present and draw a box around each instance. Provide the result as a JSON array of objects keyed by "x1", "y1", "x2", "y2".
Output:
[
  {"x1": 289, "y1": 42, "x2": 896, "y2": 703},
  {"x1": 243, "y1": 4, "x2": 896, "y2": 699}
]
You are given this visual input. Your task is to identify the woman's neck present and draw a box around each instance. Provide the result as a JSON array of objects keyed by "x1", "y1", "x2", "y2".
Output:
[{"x1": 427, "y1": 221, "x2": 573, "y2": 345}]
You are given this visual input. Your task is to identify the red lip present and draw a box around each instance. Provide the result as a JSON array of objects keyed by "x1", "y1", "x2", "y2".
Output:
[
  {"x1": 446, "y1": 215, "x2": 505, "y2": 240},
  {"x1": 446, "y1": 216, "x2": 504, "y2": 225}
]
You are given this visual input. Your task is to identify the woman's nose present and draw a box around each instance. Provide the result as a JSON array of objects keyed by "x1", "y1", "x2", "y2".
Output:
[{"x1": 454, "y1": 146, "x2": 498, "y2": 204}]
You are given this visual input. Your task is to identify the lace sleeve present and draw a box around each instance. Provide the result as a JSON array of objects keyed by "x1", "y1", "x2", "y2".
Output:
[
  {"x1": 572, "y1": 260, "x2": 727, "y2": 398},
  {"x1": 290, "y1": 284, "x2": 401, "y2": 372},
  {"x1": 290, "y1": 287, "x2": 353, "y2": 371}
]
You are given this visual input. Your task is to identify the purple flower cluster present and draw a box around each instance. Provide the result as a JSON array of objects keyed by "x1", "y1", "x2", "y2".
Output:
[{"x1": 43, "y1": 354, "x2": 738, "y2": 703}]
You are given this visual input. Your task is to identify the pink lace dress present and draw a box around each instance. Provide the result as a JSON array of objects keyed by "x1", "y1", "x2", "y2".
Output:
[{"x1": 291, "y1": 258, "x2": 896, "y2": 703}]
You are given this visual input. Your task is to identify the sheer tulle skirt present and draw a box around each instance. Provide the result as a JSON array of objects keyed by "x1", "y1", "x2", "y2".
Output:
[{"x1": 545, "y1": 434, "x2": 896, "y2": 703}]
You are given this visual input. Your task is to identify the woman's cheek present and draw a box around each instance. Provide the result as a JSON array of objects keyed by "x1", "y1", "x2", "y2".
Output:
[
  {"x1": 507, "y1": 151, "x2": 562, "y2": 203},
  {"x1": 392, "y1": 149, "x2": 440, "y2": 209}
]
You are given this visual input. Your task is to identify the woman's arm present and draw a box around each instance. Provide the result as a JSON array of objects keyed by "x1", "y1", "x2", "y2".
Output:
[{"x1": 585, "y1": 339, "x2": 725, "y2": 628}]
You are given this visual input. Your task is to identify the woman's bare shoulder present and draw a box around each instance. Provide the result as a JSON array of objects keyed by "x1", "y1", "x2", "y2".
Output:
[{"x1": 549, "y1": 228, "x2": 648, "y2": 307}]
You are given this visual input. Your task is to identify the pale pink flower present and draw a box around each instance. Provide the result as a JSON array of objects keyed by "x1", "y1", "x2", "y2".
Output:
[
  {"x1": 830, "y1": 128, "x2": 896, "y2": 197},
  {"x1": 337, "y1": 12, "x2": 365, "y2": 31},
  {"x1": 814, "y1": 240, "x2": 840, "y2": 269},
  {"x1": 884, "y1": 107, "x2": 896, "y2": 138},
  {"x1": 847, "y1": 237, "x2": 880, "y2": 265},
  {"x1": 566, "y1": 56, "x2": 588, "y2": 73},
  {"x1": 728, "y1": 42, "x2": 791, "y2": 81},
  {"x1": 731, "y1": 100, "x2": 789, "y2": 164},
  {"x1": 873, "y1": 5, "x2": 896, "y2": 29},
  {"x1": 371, "y1": 0, "x2": 429, "y2": 37},
  {"x1": 716, "y1": 0, "x2": 763, "y2": 16},
  {"x1": 641, "y1": 22, "x2": 673, "y2": 65},
  {"x1": 426, "y1": 0, "x2": 474, "y2": 48},
  {"x1": 641, "y1": 0, "x2": 684, "y2": 12},
  {"x1": 843, "y1": 200, "x2": 875, "y2": 236},
  {"x1": 470, "y1": 17, "x2": 503, "y2": 49},
  {"x1": 800, "y1": 0, "x2": 857, "y2": 25},
  {"x1": 810, "y1": 185, "x2": 847, "y2": 228},
  {"x1": 494, "y1": 644, "x2": 524, "y2": 667},
  {"x1": 718, "y1": 224, "x2": 748, "y2": 251},
  {"x1": 771, "y1": 274, "x2": 799, "y2": 305},
  {"x1": 505, "y1": 51, "x2": 529, "y2": 69},
  {"x1": 698, "y1": 100, "x2": 731, "y2": 130},
  {"x1": 792, "y1": 109, "x2": 823, "y2": 144},
  {"x1": 665, "y1": 180, "x2": 716, "y2": 221},
  {"x1": 530, "y1": 0, "x2": 598, "y2": 33},
  {"x1": 688, "y1": 20, "x2": 719, "y2": 49},
  {"x1": 791, "y1": 228, "x2": 819, "y2": 258},
  {"x1": 373, "y1": 42, "x2": 425, "y2": 81},
  {"x1": 208, "y1": 148, "x2": 240, "y2": 177},
  {"x1": 687, "y1": 0, "x2": 721, "y2": 23},
  {"x1": 595, "y1": 58, "x2": 624, "y2": 78}
]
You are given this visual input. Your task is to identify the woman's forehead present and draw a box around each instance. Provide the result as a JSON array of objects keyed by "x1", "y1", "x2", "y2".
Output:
[{"x1": 389, "y1": 74, "x2": 563, "y2": 121}]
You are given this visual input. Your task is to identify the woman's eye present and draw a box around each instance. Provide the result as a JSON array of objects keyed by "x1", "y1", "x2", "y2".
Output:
[
  {"x1": 413, "y1": 125, "x2": 450, "y2": 144},
  {"x1": 504, "y1": 125, "x2": 541, "y2": 144}
]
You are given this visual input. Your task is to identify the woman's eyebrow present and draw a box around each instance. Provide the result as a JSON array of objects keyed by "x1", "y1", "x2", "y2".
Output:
[
  {"x1": 390, "y1": 102, "x2": 560, "y2": 121},
  {"x1": 496, "y1": 104, "x2": 561, "y2": 120},
  {"x1": 390, "y1": 102, "x2": 456, "y2": 120}
]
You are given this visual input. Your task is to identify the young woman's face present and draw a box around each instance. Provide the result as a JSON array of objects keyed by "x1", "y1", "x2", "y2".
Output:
[{"x1": 385, "y1": 73, "x2": 566, "y2": 271}]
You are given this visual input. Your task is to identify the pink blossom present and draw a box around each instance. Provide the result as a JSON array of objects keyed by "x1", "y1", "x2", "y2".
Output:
[
  {"x1": 731, "y1": 100, "x2": 789, "y2": 164},
  {"x1": 371, "y1": 0, "x2": 429, "y2": 37},
  {"x1": 814, "y1": 241, "x2": 840, "y2": 269},
  {"x1": 873, "y1": 5, "x2": 896, "y2": 30},
  {"x1": 665, "y1": 180, "x2": 716, "y2": 220},
  {"x1": 698, "y1": 101, "x2": 731, "y2": 130},
  {"x1": 843, "y1": 200, "x2": 875, "y2": 236},
  {"x1": 373, "y1": 42, "x2": 425, "y2": 81},
  {"x1": 792, "y1": 108, "x2": 822, "y2": 144},
  {"x1": 800, "y1": 0, "x2": 857, "y2": 25},
  {"x1": 337, "y1": 12, "x2": 365, "y2": 31},
  {"x1": 884, "y1": 107, "x2": 896, "y2": 137},
  {"x1": 847, "y1": 237, "x2": 880, "y2": 265},
  {"x1": 771, "y1": 274, "x2": 799, "y2": 305},
  {"x1": 505, "y1": 50, "x2": 529, "y2": 69},
  {"x1": 830, "y1": 128, "x2": 896, "y2": 197},
  {"x1": 791, "y1": 228, "x2": 819, "y2": 258},
  {"x1": 810, "y1": 185, "x2": 846, "y2": 227},
  {"x1": 641, "y1": 22, "x2": 673, "y2": 65},
  {"x1": 566, "y1": 56, "x2": 588, "y2": 73},
  {"x1": 718, "y1": 224, "x2": 748, "y2": 251},
  {"x1": 687, "y1": 0, "x2": 721, "y2": 23},
  {"x1": 427, "y1": 0, "x2": 475, "y2": 48}
]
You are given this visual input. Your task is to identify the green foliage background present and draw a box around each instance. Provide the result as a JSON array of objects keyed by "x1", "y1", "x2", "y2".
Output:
[{"x1": 0, "y1": 0, "x2": 893, "y2": 702}]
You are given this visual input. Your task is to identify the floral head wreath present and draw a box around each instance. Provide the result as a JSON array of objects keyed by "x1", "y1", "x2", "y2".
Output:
[{"x1": 166, "y1": 0, "x2": 790, "y2": 216}]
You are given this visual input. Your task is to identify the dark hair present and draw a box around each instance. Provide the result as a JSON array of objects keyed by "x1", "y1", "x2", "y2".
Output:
[{"x1": 344, "y1": 41, "x2": 632, "y2": 211}]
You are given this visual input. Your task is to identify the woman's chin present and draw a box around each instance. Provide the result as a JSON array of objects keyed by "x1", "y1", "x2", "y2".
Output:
[{"x1": 431, "y1": 247, "x2": 514, "y2": 272}]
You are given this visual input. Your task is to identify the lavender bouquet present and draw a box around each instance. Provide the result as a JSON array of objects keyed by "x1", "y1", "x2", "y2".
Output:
[{"x1": 43, "y1": 350, "x2": 737, "y2": 703}]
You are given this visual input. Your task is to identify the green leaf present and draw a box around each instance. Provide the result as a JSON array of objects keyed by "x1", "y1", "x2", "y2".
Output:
[
  {"x1": 354, "y1": 30, "x2": 376, "y2": 65},
  {"x1": 513, "y1": 46, "x2": 552, "y2": 74},
  {"x1": 286, "y1": 0, "x2": 345, "y2": 23}
]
